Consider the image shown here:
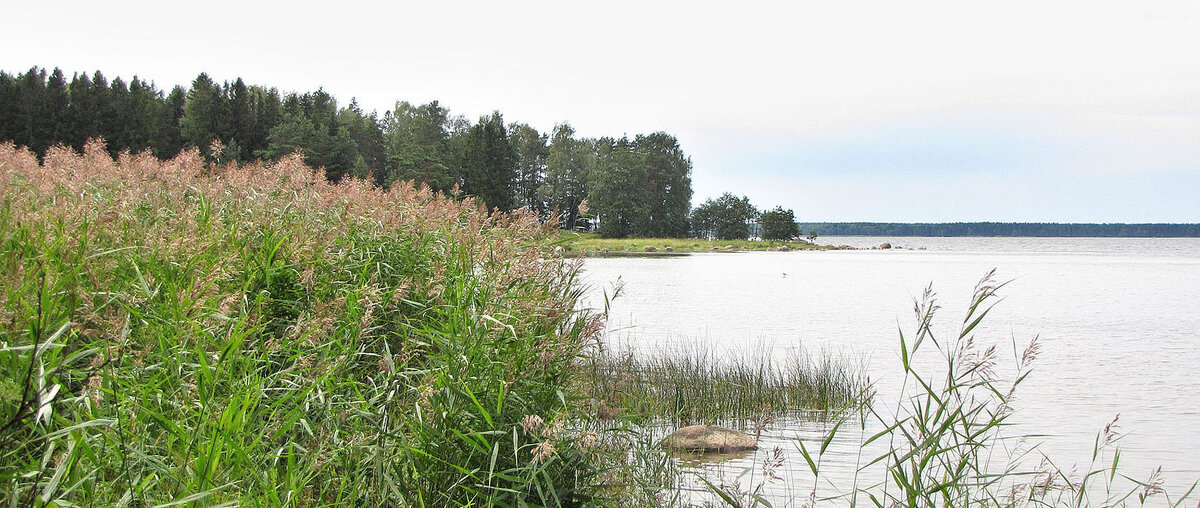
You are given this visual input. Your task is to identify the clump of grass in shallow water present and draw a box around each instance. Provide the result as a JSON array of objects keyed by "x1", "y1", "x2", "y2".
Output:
[
  {"x1": 579, "y1": 344, "x2": 865, "y2": 426},
  {"x1": 0, "y1": 140, "x2": 620, "y2": 506}
]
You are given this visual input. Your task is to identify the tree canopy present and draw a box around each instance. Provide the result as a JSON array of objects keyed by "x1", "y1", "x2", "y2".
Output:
[
  {"x1": 760, "y1": 206, "x2": 800, "y2": 241},
  {"x1": 0, "y1": 66, "x2": 696, "y2": 232},
  {"x1": 692, "y1": 193, "x2": 759, "y2": 240},
  {"x1": 588, "y1": 133, "x2": 692, "y2": 238}
]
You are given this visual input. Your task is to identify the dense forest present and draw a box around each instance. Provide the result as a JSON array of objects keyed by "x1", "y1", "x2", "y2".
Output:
[
  {"x1": 797, "y1": 222, "x2": 1200, "y2": 237},
  {"x1": 0, "y1": 66, "x2": 692, "y2": 236}
]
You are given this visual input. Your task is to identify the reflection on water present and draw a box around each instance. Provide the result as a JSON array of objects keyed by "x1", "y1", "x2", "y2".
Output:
[
  {"x1": 669, "y1": 447, "x2": 756, "y2": 465},
  {"x1": 582, "y1": 237, "x2": 1200, "y2": 504}
]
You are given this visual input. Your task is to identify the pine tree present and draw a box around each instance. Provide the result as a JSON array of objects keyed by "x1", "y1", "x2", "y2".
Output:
[
  {"x1": 508, "y1": 123, "x2": 548, "y2": 216},
  {"x1": 338, "y1": 99, "x2": 387, "y2": 181},
  {"x1": 383, "y1": 101, "x2": 456, "y2": 191}
]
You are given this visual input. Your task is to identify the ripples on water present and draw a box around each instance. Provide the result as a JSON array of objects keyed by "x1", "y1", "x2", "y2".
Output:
[{"x1": 581, "y1": 237, "x2": 1200, "y2": 505}]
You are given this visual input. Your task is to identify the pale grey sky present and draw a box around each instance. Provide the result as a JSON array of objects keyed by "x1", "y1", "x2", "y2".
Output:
[{"x1": 4, "y1": 0, "x2": 1199, "y2": 221}]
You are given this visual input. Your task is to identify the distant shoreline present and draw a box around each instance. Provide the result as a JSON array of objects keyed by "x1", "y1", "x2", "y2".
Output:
[{"x1": 796, "y1": 222, "x2": 1200, "y2": 238}]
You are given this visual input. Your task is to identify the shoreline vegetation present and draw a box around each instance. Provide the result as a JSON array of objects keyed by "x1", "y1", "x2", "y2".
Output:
[
  {"x1": 0, "y1": 141, "x2": 607, "y2": 505},
  {"x1": 553, "y1": 232, "x2": 840, "y2": 255},
  {"x1": 0, "y1": 141, "x2": 859, "y2": 506},
  {"x1": 579, "y1": 346, "x2": 865, "y2": 427},
  {"x1": 3, "y1": 142, "x2": 1195, "y2": 506}
]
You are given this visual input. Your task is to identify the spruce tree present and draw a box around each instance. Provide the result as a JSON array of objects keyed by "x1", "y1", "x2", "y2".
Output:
[
  {"x1": 45, "y1": 69, "x2": 71, "y2": 149},
  {"x1": 15, "y1": 67, "x2": 49, "y2": 154},
  {"x1": 181, "y1": 73, "x2": 228, "y2": 158},
  {"x1": 459, "y1": 112, "x2": 516, "y2": 212},
  {"x1": 228, "y1": 78, "x2": 254, "y2": 162},
  {"x1": 0, "y1": 72, "x2": 15, "y2": 145},
  {"x1": 67, "y1": 72, "x2": 98, "y2": 150},
  {"x1": 249, "y1": 86, "x2": 281, "y2": 158},
  {"x1": 152, "y1": 86, "x2": 186, "y2": 158}
]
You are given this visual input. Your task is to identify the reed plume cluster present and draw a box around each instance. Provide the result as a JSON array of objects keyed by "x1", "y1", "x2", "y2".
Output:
[{"x1": 0, "y1": 140, "x2": 611, "y2": 506}]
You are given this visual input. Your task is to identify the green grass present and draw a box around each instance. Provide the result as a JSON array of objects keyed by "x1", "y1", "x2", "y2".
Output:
[
  {"x1": 0, "y1": 141, "x2": 620, "y2": 506},
  {"x1": 578, "y1": 346, "x2": 864, "y2": 427},
  {"x1": 551, "y1": 232, "x2": 838, "y2": 255}
]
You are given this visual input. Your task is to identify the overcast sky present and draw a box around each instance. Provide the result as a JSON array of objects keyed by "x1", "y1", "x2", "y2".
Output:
[{"x1": 4, "y1": 0, "x2": 1198, "y2": 222}]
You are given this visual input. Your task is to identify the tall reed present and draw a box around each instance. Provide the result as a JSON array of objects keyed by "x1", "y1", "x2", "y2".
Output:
[{"x1": 0, "y1": 140, "x2": 614, "y2": 506}]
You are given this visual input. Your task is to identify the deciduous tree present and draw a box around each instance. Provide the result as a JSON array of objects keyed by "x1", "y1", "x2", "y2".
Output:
[
  {"x1": 692, "y1": 193, "x2": 759, "y2": 240},
  {"x1": 760, "y1": 206, "x2": 799, "y2": 241}
]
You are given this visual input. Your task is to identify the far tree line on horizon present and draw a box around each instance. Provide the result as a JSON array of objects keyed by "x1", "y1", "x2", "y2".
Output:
[
  {"x1": 14, "y1": 67, "x2": 1183, "y2": 241},
  {"x1": 0, "y1": 66, "x2": 700, "y2": 238}
]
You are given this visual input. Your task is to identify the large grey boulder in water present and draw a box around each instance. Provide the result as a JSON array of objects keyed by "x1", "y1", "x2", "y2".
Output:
[{"x1": 661, "y1": 425, "x2": 758, "y2": 452}]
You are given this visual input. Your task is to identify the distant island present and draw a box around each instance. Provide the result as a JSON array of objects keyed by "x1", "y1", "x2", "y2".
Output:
[{"x1": 797, "y1": 222, "x2": 1200, "y2": 238}]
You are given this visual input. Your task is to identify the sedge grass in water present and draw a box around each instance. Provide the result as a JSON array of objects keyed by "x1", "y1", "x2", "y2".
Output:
[
  {"x1": 0, "y1": 140, "x2": 624, "y2": 506},
  {"x1": 579, "y1": 345, "x2": 865, "y2": 426}
]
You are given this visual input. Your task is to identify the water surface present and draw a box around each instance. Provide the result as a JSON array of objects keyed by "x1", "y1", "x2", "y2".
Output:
[{"x1": 581, "y1": 237, "x2": 1200, "y2": 505}]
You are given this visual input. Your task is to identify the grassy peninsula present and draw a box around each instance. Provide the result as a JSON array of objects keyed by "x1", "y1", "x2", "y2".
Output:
[{"x1": 553, "y1": 232, "x2": 837, "y2": 255}]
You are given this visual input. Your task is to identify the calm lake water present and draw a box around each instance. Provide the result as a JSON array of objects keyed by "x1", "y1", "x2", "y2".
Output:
[{"x1": 580, "y1": 237, "x2": 1200, "y2": 505}]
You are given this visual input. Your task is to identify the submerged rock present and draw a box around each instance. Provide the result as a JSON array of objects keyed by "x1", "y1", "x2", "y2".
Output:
[{"x1": 661, "y1": 425, "x2": 758, "y2": 452}]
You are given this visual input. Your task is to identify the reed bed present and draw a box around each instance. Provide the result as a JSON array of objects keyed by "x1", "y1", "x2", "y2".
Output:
[
  {"x1": 579, "y1": 345, "x2": 865, "y2": 426},
  {"x1": 0, "y1": 140, "x2": 621, "y2": 506}
]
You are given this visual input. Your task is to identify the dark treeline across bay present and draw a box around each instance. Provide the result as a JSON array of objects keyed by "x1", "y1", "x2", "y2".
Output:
[
  {"x1": 0, "y1": 66, "x2": 692, "y2": 236},
  {"x1": 798, "y1": 222, "x2": 1200, "y2": 238}
]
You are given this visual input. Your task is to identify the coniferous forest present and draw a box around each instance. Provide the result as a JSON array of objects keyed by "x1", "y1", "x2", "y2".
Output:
[{"x1": 0, "y1": 66, "x2": 692, "y2": 236}]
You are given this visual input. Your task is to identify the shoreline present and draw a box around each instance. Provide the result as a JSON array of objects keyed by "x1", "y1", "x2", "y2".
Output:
[{"x1": 554, "y1": 232, "x2": 846, "y2": 255}]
